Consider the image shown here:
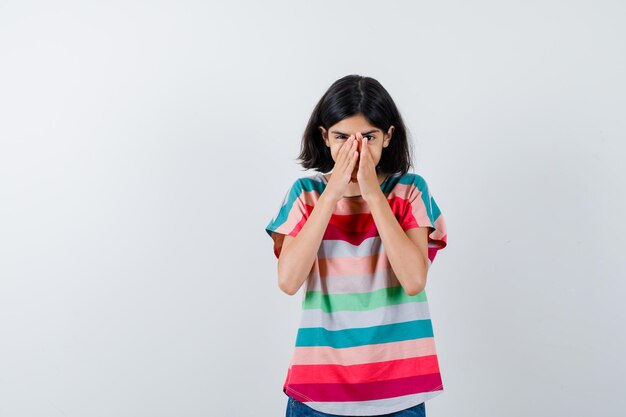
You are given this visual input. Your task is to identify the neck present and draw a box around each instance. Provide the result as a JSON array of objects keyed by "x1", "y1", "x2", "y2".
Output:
[{"x1": 346, "y1": 172, "x2": 387, "y2": 190}]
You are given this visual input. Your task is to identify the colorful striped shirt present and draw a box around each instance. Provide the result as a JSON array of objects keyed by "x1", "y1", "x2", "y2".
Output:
[{"x1": 265, "y1": 171, "x2": 448, "y2": 416}]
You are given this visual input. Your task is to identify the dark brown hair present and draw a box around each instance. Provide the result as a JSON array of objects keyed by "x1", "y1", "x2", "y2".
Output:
[{"x1": 297, "y1": 74, "x2": 413, "y2": 176}]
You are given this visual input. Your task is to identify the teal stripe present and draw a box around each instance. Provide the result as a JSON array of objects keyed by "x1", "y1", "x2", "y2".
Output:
[
  {"x1": 295, "y1": 318, "x2": 434, "y2": 348},
  {"x1": 381, "y1": 172, "x2": 402, "y2": 193}
]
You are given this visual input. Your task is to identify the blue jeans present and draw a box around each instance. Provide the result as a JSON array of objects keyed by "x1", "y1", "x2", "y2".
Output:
[{"x1": 286, "y1": 397, "x2": 426, "y2": 417}]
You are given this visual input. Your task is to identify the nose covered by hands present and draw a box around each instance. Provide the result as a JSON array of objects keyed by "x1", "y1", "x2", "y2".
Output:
[
  {"x1": 324, "y1": 132, "x2": 377, "y2": 201},
  {"x1": 348, "y1": 133, "x2": 365, "y2": 182}
]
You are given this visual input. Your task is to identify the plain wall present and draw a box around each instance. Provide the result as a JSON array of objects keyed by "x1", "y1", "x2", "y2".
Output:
[{"x1": 1, "y1": 1, "x2": 624, "y2": 416}]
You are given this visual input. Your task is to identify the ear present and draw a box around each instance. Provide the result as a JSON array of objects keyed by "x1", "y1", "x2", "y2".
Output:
[
  {"x1": 384, "y1": 125, "x2": 395, "y2": 147},
  {"x1": 318, "y1": 126, "x2": 330, "y2": 146}
]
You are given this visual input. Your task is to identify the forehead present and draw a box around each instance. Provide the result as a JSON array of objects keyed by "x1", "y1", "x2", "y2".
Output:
[{"x1": 329, "y1": 114, "x2": 379, "y2": 133}]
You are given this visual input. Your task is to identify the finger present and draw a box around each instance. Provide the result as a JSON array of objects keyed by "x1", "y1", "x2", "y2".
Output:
[
  {"x1": 359, "y1": 138, "x2": 365, "y2": 163},
  {"x1": 363, "y1": 139, "x2": 372, "y2": 159},
  {"x1": 339, "y1": 136, "x2": 357, "y2": 171},
  {"x1": 338, "y1": 135, "x2": 354, "y2": 163},
  {"x1": 359, "y1": 138, "x2": 373, "y2": 171},
  {"x1": 347, "y1": 143, "x2": 359, "y2": 171},
  {"x1": 364, "y1": 139, "x2": 373, "y2": 165},
  {"x1": 348, "y1": 137, "x2": 359, "y2": 164}
]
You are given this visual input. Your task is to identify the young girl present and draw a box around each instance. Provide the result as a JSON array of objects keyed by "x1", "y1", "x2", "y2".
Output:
[{"x1": 265, "y1": 75, "x2": 448, "y2": 417}]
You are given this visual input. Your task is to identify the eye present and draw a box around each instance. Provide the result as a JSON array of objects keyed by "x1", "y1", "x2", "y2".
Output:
[{"x1": 335, "y1": 135, "x2": 376, "y2": 141}]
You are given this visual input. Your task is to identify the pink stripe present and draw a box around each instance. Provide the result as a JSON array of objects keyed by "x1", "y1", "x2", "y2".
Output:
[
  {"x1": 290, "y1": 338, "x2": 438, "y2": 365},
  {"x1": 312, "y1": 251, "x2": 391, "y2": 276}
]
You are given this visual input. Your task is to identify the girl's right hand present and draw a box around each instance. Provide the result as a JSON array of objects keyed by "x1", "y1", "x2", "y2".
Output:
[{"x1": 323, "y1": 135, "x2": 360, "y2": 202}]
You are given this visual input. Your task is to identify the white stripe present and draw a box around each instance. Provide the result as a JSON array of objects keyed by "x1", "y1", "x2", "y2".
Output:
[{"x1": 299, "y1": 389, "x2": 443, "y2": 416}]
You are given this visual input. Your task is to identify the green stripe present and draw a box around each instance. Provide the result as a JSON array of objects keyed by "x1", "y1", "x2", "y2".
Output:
[{"x1": 302, "y1": 285, "x2": 427, "y2": 312}]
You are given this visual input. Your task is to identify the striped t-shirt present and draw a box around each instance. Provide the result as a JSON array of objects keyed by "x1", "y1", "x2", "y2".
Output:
[{"x1": 265, "y1": 171, "x2": 448, "y2": 416}]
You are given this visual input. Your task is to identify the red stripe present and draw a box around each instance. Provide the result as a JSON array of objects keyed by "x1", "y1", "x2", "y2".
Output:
[
  {"x1": 288, "y1": 355, "x2": 440, "y2": 384},
  {"x1": 323, "y1": 205, "x2": 409, "y2": 245},
  {"x1": 285, "y1": 372, "x2": 443, "y2": 402}
]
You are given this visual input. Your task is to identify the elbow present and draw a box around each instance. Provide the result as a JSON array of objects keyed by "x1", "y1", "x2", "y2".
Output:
[
  {"x1": 398, "y1": 250, "x2": 428, "y2": 296},
  {"x1": 406, "y1": 284, "x2": 425, "y2": 297},
  {"x1": 276, "y1": 254, "x2": 310, "y2": 296},
  {"x1": 277, "y1": 259, "x2": 296, "y2": 295},
  {"x1": 404, "y1": 274, "x2": 427, "y2": 296},
  {"x1": 277, "y1": 267, "x2": 300, "y2": 296},
  {"x1": 406, "y1": 258, "x2": 429, "y2": 296},
  {"x1": 278, "y1": 279, "x2": 298, "y2": 296}
]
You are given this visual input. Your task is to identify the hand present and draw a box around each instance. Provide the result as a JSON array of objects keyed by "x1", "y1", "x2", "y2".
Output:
[
  {"x1": 355, "y1": 132, "x2": 384, "y2": 202},
  {"x1": 323, "y1": 135, "x2": 360, "y2": 202}
]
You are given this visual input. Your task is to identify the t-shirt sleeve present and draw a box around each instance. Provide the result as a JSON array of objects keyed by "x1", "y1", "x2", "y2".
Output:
[
  {"x1": 265, "y1": 178, "x2": 310, "y2": 259},
  {"x1": 399, "y1": 174, "x2": 448, "y2": 255}
]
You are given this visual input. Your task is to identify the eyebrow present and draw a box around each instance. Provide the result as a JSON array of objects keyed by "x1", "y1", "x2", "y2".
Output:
[{"x1": 330, "y1": 129, "x2": 380, "y2": 136}]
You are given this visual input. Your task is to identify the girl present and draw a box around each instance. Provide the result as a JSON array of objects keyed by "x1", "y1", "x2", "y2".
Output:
[{"x1": 265, "y1": 75, "x2": 448, "y2": 417}]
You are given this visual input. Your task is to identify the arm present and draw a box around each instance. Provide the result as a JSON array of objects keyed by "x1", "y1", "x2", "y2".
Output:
[
  {"x1": 368, "y1": 195, "x2": 430, "y2": 296},
  {"x1": 275, "y1": 136, "x2": 359, "y2": 295},
  {"x1": 277, "y1": 193, "x2": 338, "y2": 296}
]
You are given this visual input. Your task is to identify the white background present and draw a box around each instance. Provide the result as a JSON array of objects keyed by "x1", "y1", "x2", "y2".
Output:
[{"x1": 1, "y1": 1, "x2": 625, "y2": 416}]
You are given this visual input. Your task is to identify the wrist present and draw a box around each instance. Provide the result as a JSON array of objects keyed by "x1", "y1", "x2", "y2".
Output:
[
  {"x1": 363, "y1": 190, "x2": 386, "y2": 205},
  {"x1": 318, "y1": 192, "x2": 340, "y2": 207}
]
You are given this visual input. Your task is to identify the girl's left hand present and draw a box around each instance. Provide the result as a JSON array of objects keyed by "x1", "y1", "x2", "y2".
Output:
[{"x1": 355, "y1": 132, "x2": 383, "y2": 202}]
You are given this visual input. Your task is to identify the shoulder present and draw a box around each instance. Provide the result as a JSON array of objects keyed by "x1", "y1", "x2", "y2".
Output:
[
  {"x1": 289, "y1": 172, "x2": 324, "y2": 187},
  {"x1": 398, "y1": 172, "x2": 429, "y2": 187},
  {"x1": 283, "y1": 173, "x2": 325, "y2": 203},
  {"x1": 300, "y1": 173, "x2": 326, "y2": 192},
  {"x1": 391, "y1": 172, "x2": 431, "y2": 198}
]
